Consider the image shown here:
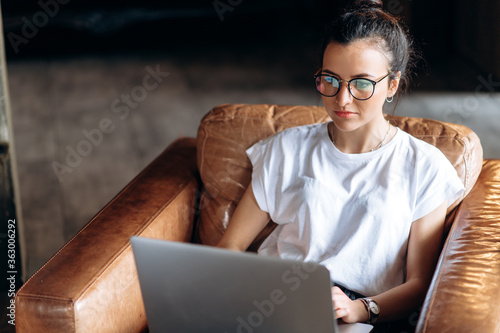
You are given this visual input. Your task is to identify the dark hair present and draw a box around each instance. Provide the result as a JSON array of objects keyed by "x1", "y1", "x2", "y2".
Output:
[{"x1": 321, "y1": 0, "x2": 416, "y2": 95}]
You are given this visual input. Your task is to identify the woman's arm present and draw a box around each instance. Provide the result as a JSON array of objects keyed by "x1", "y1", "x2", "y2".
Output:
[
  {"x1": 334, "y1": 200, "x2": 448, "y2": 323},
  {"x1": 216, "y1": 183, "x2": 271, "y2": 252}
]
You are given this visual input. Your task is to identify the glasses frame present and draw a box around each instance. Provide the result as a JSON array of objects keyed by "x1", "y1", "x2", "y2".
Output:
[{"x1": 314, "y1": 73, "x2": 391, "y2": 101}]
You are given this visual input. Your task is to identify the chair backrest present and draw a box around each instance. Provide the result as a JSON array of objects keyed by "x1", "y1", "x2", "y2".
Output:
[{"x1": 195, "y1": 104, "x2": 483, "y2": 250}]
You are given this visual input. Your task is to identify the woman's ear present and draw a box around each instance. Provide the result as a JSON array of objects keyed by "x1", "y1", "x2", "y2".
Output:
[{"x1": 388, "y1": 71, "x2": 401, "y2": 97}]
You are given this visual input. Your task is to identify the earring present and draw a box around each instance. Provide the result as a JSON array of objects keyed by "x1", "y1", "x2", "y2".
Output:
[{"x1": 386, "y1": 95, "x2": 394, "y2": 103}]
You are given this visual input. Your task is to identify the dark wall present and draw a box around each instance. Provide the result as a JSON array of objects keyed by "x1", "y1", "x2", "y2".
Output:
[
  {"x1": 407, "y1": 0, "x2": 500, "y2": 82},
  {"x1": 2, "y1": 1, "x2": 499, "y2": 90},
  {"x1": 453, "y1": 1, "x2": 500, "y2": 79}
]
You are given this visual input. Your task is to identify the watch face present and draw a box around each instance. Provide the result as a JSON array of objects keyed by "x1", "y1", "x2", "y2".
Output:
[{"x1": 369, "y1": 302, "x2": 380, "y2": 315}]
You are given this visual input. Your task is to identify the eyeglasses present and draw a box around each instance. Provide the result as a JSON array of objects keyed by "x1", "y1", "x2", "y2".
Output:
[{"x1": 314, "y1": 73, "x2": 390, "y2": 101}]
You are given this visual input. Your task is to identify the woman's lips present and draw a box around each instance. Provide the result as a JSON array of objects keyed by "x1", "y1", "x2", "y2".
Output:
[{"x1": 334, "y1": 111, "x2": 356, "y2": 119}]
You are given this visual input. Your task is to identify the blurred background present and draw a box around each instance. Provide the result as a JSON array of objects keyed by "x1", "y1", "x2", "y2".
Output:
[{"x1": 1, "y1": 0, "x2": 499, "y2": 292}]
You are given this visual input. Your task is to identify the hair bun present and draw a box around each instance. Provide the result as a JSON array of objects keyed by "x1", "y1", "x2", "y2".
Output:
[{"x1": 351, "y1": 0, "x2": 383, "y2": 10}]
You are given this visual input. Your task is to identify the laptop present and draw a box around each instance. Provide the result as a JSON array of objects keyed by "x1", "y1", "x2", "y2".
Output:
[{"x1": 131, "y1": 236, "x2": 373, "y2": 333}]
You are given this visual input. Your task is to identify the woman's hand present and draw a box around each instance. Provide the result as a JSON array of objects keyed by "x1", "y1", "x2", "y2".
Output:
[{"x1": 331, "y1": 286, "x2": 368, "y2": 324}]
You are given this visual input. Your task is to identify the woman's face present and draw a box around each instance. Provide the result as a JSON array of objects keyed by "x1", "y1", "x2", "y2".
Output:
[{"x1": 321, "y1": 40, "x2": 399, "y2": 133}]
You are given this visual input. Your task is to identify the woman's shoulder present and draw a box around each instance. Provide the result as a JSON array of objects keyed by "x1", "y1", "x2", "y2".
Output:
[
  {"x1": 247, "y1": 123, "x2": 326, "y2": 158},
  {"x1": 397, "y1": 129, "x2": 442, "y2": 152},
  {"x1": 275, "y1": 122, "x2": 325, "y2": 138},
  {"x1": 259, "y1": 122, "x2": 326, "y2": 146},
  {"x1": 395, "y1": 129, "x2": 452, "y2": 166}
]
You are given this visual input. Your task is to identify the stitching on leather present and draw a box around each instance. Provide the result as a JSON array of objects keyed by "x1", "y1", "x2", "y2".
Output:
[
  {"x1": 16, "y1": 294, "x2": 73, "y2": 302},
  {"x1": 459, "y1": 135, "x2": 468, "y2": 192},
  {"x1": 197, "y1": 124, "x2": 208, "y2": 177}
]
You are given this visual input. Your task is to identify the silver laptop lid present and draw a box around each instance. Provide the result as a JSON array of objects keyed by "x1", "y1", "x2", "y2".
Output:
[{"x1": 131, "y1": 236, "x2": 336, "y2": 333}]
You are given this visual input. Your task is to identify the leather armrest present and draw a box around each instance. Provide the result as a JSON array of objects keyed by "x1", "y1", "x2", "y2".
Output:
[
  {"x1": 15, "y1": 138, "x2": 199, "y2": 333},
  {"x1": 417, "y1": 159, "x2": 500, "y2": 332}
]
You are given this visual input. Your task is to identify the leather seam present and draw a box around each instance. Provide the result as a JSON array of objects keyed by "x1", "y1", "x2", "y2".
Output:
[
  {"x1": 419, "y1": 201, "x2": 464, "y2": 332},
  {"x1": 16, "y1": 294, "x2": 73, "y2": 302}
]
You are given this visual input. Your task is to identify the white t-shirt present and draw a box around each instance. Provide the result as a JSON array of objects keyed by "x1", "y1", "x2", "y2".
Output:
[{"x1": 246, "y1": 122, "x2": 464, "y2": 296}]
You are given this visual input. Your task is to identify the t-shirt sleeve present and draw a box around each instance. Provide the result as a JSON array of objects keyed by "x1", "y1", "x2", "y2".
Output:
[
  {"x1": 246, "y1": 127, "x2": 315, "y2": 225},
  {"x1": 246, "y1": 139, "x2": 273, "y2": 214},
  {"x1": 412, "y1": 147, "x2": 465, "y2": 221}
]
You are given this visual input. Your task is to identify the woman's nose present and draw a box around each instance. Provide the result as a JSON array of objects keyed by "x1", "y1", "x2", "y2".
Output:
[{"x1": 336, "y1": 82, "x2": 353, "y2": 107}]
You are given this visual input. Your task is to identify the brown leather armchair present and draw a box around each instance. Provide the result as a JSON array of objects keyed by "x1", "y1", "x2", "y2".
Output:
[{"x1": 16, "y1": 104, "x2": 498, "y2": 333}]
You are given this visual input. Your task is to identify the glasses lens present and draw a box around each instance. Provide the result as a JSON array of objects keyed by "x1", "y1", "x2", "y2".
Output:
[
  {"x1": 315, "y1": 75, "x2": 340, "y2": 96},
  {"x1": 350, "y1": 79, "x2": 374, "y2": 100}
]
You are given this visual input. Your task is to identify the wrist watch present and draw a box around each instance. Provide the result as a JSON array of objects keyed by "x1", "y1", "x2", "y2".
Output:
[{"x1": 359, "y1": 298, "x2": 380, "y2": 324}]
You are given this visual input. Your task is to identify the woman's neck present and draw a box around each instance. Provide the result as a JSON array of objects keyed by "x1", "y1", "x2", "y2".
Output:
[{"x1": 328, "y1": 117, "x2": 394, "y2": 154}]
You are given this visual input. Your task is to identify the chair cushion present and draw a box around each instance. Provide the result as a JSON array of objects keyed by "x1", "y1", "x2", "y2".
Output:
[{"x1": 195, "y1": 104, "x2": 483, "y2": 250}]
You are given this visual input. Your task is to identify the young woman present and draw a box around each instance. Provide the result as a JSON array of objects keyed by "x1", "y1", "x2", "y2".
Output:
[{"x1": 217, "y1": 0, "x2": 464, "y2": 328}]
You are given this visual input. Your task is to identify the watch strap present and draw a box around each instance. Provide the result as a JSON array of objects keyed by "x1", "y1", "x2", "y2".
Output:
[{"x1": 359, "y1": 298, "x2": 379, "y2": 324}]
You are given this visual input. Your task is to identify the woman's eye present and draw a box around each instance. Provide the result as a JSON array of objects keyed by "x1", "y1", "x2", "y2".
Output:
[
  {"x1": 354, "y1": 79, "x2": 372, "y2": 91},
  {"x1": 324, "y1": 77, "x2": 339, "y2": 87}
]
